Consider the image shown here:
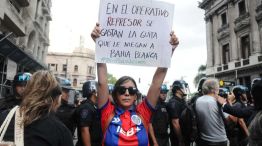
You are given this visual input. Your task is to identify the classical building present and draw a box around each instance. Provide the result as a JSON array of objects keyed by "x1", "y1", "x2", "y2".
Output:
[
  {"x1": 199, "y1": 0, "x2": 262, "y2": 88},
  {"x1": 46, "y1": 46, "x2": 96, "y2": 90},
  {"x1": 0, "y1": 0, "x2": 52, "y2": 97}
]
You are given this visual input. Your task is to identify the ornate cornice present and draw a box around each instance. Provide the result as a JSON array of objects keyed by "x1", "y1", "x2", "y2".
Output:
[
  {"x1": 217, "y1": 24, "x2": 230, "y2": 40},
  {"x1": 234, "y1": 13, "x2": 250, "y2": 32},
  {"x1": 256, "y1": 4, "x2": 262, "y2": 23},
  {"x1": 199, "y1": 0, "x2": 213, "y2": 10}
]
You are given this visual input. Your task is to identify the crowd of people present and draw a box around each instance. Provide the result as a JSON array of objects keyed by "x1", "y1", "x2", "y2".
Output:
[{"x1": 0, "y1": 23, "x2": 261, "y2": 146}]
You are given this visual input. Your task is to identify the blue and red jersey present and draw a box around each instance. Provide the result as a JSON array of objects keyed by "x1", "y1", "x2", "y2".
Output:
[{"x1": 100, "y1": 99, "x2": 153, "y2": 146}]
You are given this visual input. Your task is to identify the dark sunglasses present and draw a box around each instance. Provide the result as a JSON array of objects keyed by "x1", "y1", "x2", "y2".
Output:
[{"x1": 117, "y1": 86, "x2": 138, "y2": 95}]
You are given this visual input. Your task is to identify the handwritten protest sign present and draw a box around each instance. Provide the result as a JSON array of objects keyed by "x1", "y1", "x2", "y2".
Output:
[{"x1": 96, "y1": 0, "x2": 174, "y2": 67}]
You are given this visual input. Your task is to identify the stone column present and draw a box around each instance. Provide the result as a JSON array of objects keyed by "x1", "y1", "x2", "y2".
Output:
[
  {"x1": 213, "y1": 14, "x2": 221, "y2": 66},
  {"x1": 228, "y1": 2, "x2": 239, "y2": 61},
  {"x1": 249, "y1": 0, "x2": 261, "y2": 54},
  {"x1": 42, "y1": 46, "x2": 48, "y2": 63},
  {"x1": 206, "y1": 17, "x2": 214, "y2": 67}
]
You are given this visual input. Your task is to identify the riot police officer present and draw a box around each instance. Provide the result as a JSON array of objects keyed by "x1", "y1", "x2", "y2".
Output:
[
  {"x1": 190, "y1": 77, "x2": 206, "y2": 104},
  {"x1": 167, "y1": 80, "x2": 189, "y2": 146},
  {"x1": 56, "y1": 86, "x2": 77, "y2": 136},
  {"x1": 149, "y1": 84, "x2": 170, "y2": 146},
  {"x1": 0, "y1": 72, "x2": 31, "y2": 111},
  {"x1": 75, "y1": 80, "x2": 102, "y2": 146}
]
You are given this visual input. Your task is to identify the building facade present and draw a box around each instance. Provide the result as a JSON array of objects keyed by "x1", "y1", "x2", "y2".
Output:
[
  {"x1": 0, "y1": 0, "x2": 52, "y2": 97},
  {"x1": 46, "y1": 47, "x2": 96, "y2": 90},
  {"x1": 199, "y1": 0, "x2": 262, "y2": 88}
]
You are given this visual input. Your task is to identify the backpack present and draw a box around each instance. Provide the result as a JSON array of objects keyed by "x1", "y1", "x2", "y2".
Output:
[{"x1": 179, "y1": 102, "x2": 198, "y2": 142}]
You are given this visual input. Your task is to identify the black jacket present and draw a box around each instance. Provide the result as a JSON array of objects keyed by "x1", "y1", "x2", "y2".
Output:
[
  {"x1": 0, "y1": 110, "x2": 74, "y2": 146},
  {"x1": 0, "y1": 95, "x2": 21, "y2": 112}
]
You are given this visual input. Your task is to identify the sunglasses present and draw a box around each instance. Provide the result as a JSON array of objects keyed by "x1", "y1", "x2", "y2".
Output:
[{"x1": 117, "y1": 86, "x2": 138, "y2": 95}]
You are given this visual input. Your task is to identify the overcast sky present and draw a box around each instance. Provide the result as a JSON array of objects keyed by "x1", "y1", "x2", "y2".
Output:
[{"x1": 48, "y1": 0, "x2": 207, "y2": 94}]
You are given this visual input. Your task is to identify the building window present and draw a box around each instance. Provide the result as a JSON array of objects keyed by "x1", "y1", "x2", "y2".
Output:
[
  {"x1": 87, "y1": 66, "x2": 92, "y2": 74},
  {"x1": 238, "y1": 0, "x2": 246, "y2": 16},
  {"x1": 73, "y1": 78, "x2": 77, "y2": 87},
  {"x1": 222, "y1": 44, "x2": 230, "y2": 64},
  {"x1": 221, "y1": 13, "x2": 227, "y2": 26},
  {"x1": 48, "y1": 64, "x2": 57, "y2": 71},
  {"x1": 63, "y1": 64, "x2": 67, "y2": 72},
  {"x1": 74, "y1": 65, "x2": 78, "y2": 72},
  {"x1": 240, "y1": 35, "x2": 250, "y2": 59}
]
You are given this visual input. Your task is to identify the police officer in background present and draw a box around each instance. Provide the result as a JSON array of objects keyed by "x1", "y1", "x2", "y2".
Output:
[
  {"x1": 56, "y1": 86, "x2": 77, "y2": 136},
  {"x1": 190, "y1": 77, "x2": 206, "y2": 104},
  {"x1": 149, "y1": 84, "x2": 170, "y2": 146},
  {"x1": 167, "y1": 80, "x2": 189, "y2": 146},
  {"x1": 0, "y1": 72, "x2": 31, "y2": 111},
  {"x1": 75, "y1": 80, "x2": 102, "y2": 146}
]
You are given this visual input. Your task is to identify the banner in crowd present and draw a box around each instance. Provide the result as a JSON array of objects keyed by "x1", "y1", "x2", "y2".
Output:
[{"x1": 96, "y1": 0, "x2": 174, "y2": 67}]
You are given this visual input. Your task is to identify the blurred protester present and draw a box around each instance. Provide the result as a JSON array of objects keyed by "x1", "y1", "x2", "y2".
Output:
[
  {"x1": 75, "y1": 80, "x2": 102, "y2": 146},
  {"x1": 195, "y1": 78, "x2": 228, "y2": 146},
  {"x1": 249, "y1": 79, "x2": 262, "y2": 146},
  {"x1": 224, "y1": 86, "x2": 249, "y2": 146},
  {"x1": 0, "y1": 70, "x2": 74, "y2": 146},
  {"x1": 149, "y1": 84, "x2": 170, "y2": 146}
]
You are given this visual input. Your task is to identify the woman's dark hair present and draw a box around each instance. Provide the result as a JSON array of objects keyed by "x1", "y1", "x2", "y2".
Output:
[
  {"x1": 251, "y1": 79, "x2": 262, "y2": 110},
  {"x1": 112, "y1": 76, "x2": 138, "y2": 103}
]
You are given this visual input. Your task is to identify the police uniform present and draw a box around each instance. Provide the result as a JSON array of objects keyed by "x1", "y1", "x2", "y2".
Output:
[
  {"x1": 167, "y1": 96, "x2": 187, "y2": 146},
  {"x1": 75, "y1": 99, "x2": 102, "y2": 146},
  {"x1": 0, "y1": 110, "x2": 74, "y2": 146},
  {"x1": 56, "y1": 99, "x2": 76, "y2": 135},
  {"x1": 149, "y1": 100, "x2": 169, "y2": 146},
  {"x1": 0, "y1": 95, "x2": 21, "y2": 112}
]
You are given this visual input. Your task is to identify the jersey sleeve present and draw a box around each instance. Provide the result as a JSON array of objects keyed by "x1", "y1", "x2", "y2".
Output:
[
  {"x1": 99, "y1": 99, "x2": 115, "y2": 133},
  {"x1": 136, "y1": 98, "x2": 154, "y2": 124}
]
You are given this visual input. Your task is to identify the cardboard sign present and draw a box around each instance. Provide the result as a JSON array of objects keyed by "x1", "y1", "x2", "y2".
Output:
[{"x1": 96, "y1": 0, "x2": 174, "y2": 67}]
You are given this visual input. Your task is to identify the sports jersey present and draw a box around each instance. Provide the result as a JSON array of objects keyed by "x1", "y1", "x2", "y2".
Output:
[{"x1": 100, "y1": 99, "x2": 153, "y2": 146}]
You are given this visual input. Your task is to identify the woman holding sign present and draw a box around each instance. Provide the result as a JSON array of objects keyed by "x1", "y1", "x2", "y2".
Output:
[{"x1": 91, "y1": 23, "x2": 179, "y2": 146}]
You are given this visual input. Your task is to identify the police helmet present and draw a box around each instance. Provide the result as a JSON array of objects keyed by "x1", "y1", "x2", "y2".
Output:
[
  {"x1": 13, "y1": 72, "x2": 31, "y2": 86},
  {"x1": 219, "y1": 87, "x2": 229, "y2": 99},
  {"x1": 160, "y1": 84, "x2": 169, "y2": 94},
  {"x1": 172, "y1": 80, "x2": 188, "y2": 94},
  {"x1": 251, "y1": 78, "x2": 262, "y2": 88},
  {"x1": 197, "y1": 77, "x2": 207, "y2": 93},
  {"x1": 108, "y1": 84, "x2": 114, "y2": 94},
  {"x1": 82, "y1": 80, "x2": 97, "y2": 98},
  {"x1": 232, "y1": 85, "x2": 247, "y2": 99}
]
